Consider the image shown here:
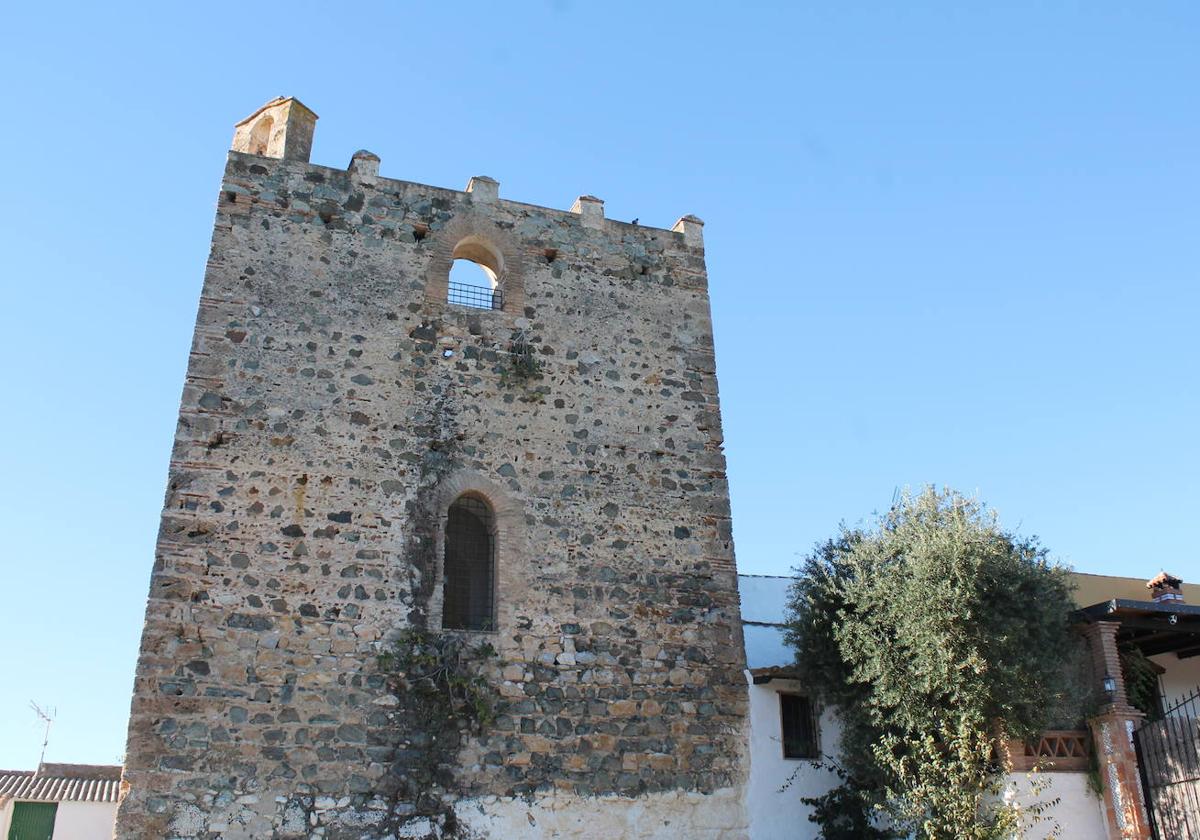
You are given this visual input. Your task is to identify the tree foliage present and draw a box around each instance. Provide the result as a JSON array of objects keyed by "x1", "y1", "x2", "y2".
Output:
[{"x1": 785, "y1": 488, "x2": 1079, "y2": 839}]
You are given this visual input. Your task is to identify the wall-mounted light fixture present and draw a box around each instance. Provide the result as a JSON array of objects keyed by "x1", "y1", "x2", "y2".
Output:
[{"x1": 1102, "y1": 673, "x2": 1117, "y2": 702}]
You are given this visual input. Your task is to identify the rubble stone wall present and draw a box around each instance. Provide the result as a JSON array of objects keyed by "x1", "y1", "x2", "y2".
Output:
[{"x1": 115, "y1": 147, "x2": 747, "y2": 838}]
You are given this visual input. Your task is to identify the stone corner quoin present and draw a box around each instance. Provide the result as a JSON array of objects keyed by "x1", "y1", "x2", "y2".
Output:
[{"x1": 114, "y1": 96, "x2": 749, "y2": 840}]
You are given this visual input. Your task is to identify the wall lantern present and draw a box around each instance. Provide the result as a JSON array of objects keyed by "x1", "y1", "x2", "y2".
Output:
[{"x1": 1102, "y1": 673, "x2": 1117, "y2": 702}]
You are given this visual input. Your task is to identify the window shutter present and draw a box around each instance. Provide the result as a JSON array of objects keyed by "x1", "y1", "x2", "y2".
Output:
[{"x1": 9, "y1": 802, "x2": 58, "y2": 840}]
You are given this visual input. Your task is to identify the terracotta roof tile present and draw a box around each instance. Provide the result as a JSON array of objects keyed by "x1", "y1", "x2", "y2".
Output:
[{"x1": 0, "y1": 765, "x2": 121, "y2": 803}]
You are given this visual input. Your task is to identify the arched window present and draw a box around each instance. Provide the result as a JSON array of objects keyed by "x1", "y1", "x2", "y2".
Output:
[
  {"x1": 249, "y1": 116, "x2": 273, "y2": 156},
  {"x1": 442, "y1": 494, "x2": 496, "y2": 630},
  {"x1": 447, "y1": 236, "x2": 504, "y2": 310}
]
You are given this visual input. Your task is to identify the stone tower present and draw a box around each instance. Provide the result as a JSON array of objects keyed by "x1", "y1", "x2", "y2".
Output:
[{"x1": 115, "y1": 97, "x2": 748, "y2": 839}]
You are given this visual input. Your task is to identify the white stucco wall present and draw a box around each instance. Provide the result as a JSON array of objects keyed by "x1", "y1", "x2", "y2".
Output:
[
  {"x1": 51, "y1": 801, "x2": 119, "y2": 840},
  {"x1": 1153, "y1": 651, "x2": 1200, "y2": 709},
  {"x1": 452, "y1": 785, "x2": 748, "y2": 839},
  {"x1": 743, "y1": 678, "x2": 1108, "y2": 840},
  {"x1": 736, "y1": 573, "x2": 1114, "y2": 840},
  {"x1": 1004, "y1": 772, "x2": 1106, "y2": 840},
  {"x1": 745, "y1": 676, "x2": 841, "y2": 840}
]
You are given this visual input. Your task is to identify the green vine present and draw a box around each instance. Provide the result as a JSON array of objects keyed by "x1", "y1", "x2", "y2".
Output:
[
  {"x1": 376, "y1": 629, "x2": 498, "y2": 813},
  {"x1": 378, "y1": 629, "x2": 498, "y2": 729},
  {"x1": 499, "y1": 329, "x2": 543, "y2": 388}
]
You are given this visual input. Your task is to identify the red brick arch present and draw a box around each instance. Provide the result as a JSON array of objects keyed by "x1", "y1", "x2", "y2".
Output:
[
  {"x1": 423, "y1": 212, "x2": 526, "y2": 314},
  {"x1": 425, "y1": 468, "x2": 526, "y2": 633}
]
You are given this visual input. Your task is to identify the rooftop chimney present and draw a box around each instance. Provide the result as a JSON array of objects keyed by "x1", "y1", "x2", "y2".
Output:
[{"x1": 1147, "y1": 571, "x2": 1184, "y2": 604}]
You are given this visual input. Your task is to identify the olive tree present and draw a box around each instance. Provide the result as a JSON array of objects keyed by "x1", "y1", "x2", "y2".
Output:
[{"x1": 785, "y1": 488, "x2": 1079, "y2": 839}]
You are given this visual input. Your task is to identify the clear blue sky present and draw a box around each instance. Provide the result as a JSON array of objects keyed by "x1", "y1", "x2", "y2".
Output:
[{"x1": 1, "y1": 1, "x2": 1196, "y2": 769}]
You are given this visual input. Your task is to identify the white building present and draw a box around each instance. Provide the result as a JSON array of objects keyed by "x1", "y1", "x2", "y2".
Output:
[
  {"x1": 0, "y1": 764, "x2": 120, "y2": 840},
  {"x1": 737, "y1": 573, "x2": 1130, "y2": 840}
]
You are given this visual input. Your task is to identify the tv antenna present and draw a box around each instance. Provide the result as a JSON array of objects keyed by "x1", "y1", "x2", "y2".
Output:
[{"x1": 30, "y1": 701, "x2": 55, "y2": 767}]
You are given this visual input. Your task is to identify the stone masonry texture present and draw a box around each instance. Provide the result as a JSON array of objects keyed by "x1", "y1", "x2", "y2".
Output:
[{"x1": 115, "y1": 100, "x2": 748, "y2": 839}]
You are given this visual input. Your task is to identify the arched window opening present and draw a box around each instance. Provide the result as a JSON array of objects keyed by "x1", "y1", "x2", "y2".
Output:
[
  {"x1": 249, "y1": 116, "x2": 273, "y2": 156},
  {"x1": 449, "y1": 259, "x2": 498, "y2": 309},
  {"x1": 447, "y1": 237, "x2": 503, "y2": 310},
  {"x1": 442, "y1": 494, "x2": 496, "y2": 630}
]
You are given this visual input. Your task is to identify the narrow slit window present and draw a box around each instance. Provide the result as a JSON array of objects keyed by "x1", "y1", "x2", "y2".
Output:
[
  {"x1": 780, "y1": 693, "x2": 819, "y2": 759},
  {"x1": 442, "y1": 494, "x2": 496, "y2": 631}
]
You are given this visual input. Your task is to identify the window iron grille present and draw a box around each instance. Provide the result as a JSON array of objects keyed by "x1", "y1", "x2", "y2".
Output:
[
  {"x1": 780, "y1": 693, "x2": 820, "y2": 759},
  {"x1": 442, "y1": 495, "x2": 496, "y2": 631},
  {"x1": 448, "y1": 280, "x2": 502, "y2": 310}
]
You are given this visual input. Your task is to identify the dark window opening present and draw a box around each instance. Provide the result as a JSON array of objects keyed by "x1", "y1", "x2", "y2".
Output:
[
  {"x1": 442, "y1": 494, "x2": 496, "y2": 631},
  {"x1": 780, "y1": 693, "x2": 819, "y2": 759}
]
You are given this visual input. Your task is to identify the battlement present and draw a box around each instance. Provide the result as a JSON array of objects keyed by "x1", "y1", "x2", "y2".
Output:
[{"x1": 229, "y1": 96, "x2": 703, "y2": 244}]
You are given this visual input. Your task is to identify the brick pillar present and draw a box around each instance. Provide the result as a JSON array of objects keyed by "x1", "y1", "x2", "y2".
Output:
[{"x1": 1083, "y1": 621, "x2": 1152, "y2": 840}]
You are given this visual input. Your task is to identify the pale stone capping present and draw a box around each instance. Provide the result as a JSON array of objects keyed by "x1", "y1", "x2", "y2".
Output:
[
  {"x1": 348, "y1": 149, "x2": 380, "y2": 181},
  {"x1": 672, "y1": 214, "x2": 705, "y2": 249},
  {"x1": 466, "y1": 175, "x2": 500, "y2": 203},
  {"x1": 230, "y1": 96, "x2": 318, "y2": 162},
  {"x1": 570, "y1": 195, "x2": 605, "y2": 229},
  {"x1": 424, "y1": 468, "x2": 526, "y2": 633}
]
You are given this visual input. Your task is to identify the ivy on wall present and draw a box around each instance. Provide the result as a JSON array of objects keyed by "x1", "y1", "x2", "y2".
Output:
[{"x1": 376, "y1": 630, "x2": 498, "y2": 816}]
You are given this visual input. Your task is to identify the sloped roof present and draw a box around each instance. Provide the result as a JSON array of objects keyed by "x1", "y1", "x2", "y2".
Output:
[
  {"x1": 1073, "y1": 572, "x2": 1198, "y2": 606},
  {"x1": 738, "y1": 575, "x2": 794, "y2": 670},
  {"x1": 0, "y1": 764, "x2": 122, "y2": 803},
  {"x1": 234, "y1": 96, "x2": 318, "y2": 127},
  {"x1": 739, "y1": 572, "x2": 1199, "y2": 619},
  {"x1": 737, "y1": 570, "x2": 1200, "y2": 669},
  {"x1": 738, "y1": 573, "x2": 792, "y2": 625}
]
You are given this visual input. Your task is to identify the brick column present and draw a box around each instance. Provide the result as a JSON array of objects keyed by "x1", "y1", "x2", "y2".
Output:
[{"x1": 1083, "y1": 621, "x2": 1152, "y2": 840}]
